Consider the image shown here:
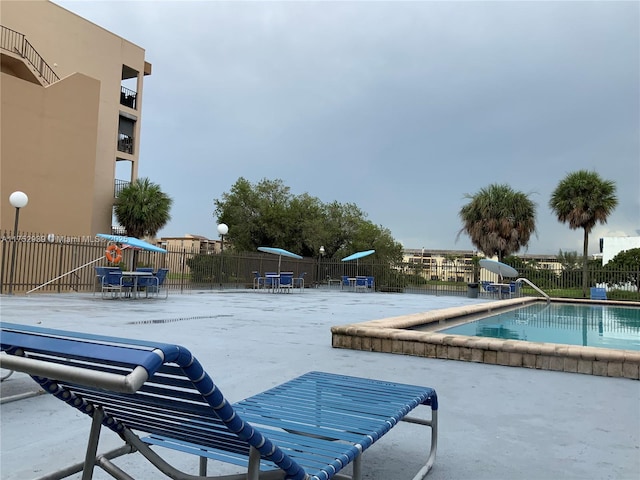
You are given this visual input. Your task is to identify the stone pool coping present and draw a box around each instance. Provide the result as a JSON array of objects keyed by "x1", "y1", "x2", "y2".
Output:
[{"x1": 331, "y1": 296, "x2": 640, "y2": 380}]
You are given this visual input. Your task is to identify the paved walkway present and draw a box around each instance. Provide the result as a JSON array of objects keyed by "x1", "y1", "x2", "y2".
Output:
[{"x1": 1, "y1": 290, "x2": 639, "y2": 479}]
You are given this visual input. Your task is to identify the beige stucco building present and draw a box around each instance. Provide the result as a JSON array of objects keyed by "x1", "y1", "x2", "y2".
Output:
[{"x1": 1, "y1": 0, "x2": 151, "y2": 236}]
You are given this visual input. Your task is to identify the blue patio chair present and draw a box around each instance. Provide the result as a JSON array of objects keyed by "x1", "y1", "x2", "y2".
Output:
[
  {"x1": 94, "y1": 266, "x2": 107, "y2": 296},
  {"x1": 590, "y1": 287, "x2": 607, "y2": 300},
  {"x1": 355, "y1": 276, "x2": 368, "y2": 291},
  {"x1": 0, "y1": 322, "x2": 439, "y2": 480},
  {"x1": 366, "y1": 276, "x2": 375, "y2": 290},
  {"x1": 252, "y1": 271, "x2": 265, "y2": 289},
  {"x1": 481, "y1": 281, "x2": 497, "y2": 294},
  {"x1": 137, "y1": 268, "x2": 169, "y2": 299},
  {"x1": 153, "y1": 268, "x2": 169, "y2": 298},
  {"x1": 264, "y1": 272, "x2": 278, "y2": 290},
  {"x1": 95, "y1": 267, "x2": 124, "y2": 299},
  {"x1": 279, "y1": 272, "x2": 294, "y2": 292},
  {"x1": 341, "y1": 275, "x2": 350, "y2": 290},
  {"x1": 294, "y1": 272, "x2": 306, "y2": 289}
]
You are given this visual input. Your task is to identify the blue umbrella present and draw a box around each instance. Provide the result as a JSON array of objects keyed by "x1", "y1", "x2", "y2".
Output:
[
  {"x1": 257, "y1": 247, "x2": 303, "y2": 273},
  {"x1": 341, "y1": 249, "x2": 375, "y2": 275},
  {"x1": 258, "y1": 247, "x2": 302, "y2": 273},
  {"x1": 341, "y1": 250, "x2": 375, "y2": 262},
  {"x1": 97, "y1": 234, "x2": 167, "y2": 253}
]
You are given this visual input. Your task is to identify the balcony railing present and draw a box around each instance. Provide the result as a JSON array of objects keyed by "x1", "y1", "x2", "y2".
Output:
[
  {"x1": 0, "y1": 25, "x2": 59, "y2": 85},
  {"x1": 120, "y1": 86, "x2": 137, "y2": 109},
  {"x1": 117, "y1": 133, "x2": 134, "y2": 154},
  {"x1": 114, "y1": 179, "x2": 130, "y2": 197}
]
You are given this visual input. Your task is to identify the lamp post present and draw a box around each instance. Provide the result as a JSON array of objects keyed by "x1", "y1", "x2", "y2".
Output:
[
  {"x1": 217, "y1": 223, "x2": 228, "y2": 288},
  {"x1": 318, "y1": 245, "x2": 325, "y2": 287},
  {"x1": 8, "y1": 191, "x2": 28, "y2": 294}
]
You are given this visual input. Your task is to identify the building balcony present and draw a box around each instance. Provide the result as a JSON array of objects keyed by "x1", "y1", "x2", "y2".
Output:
[
  {"x1": 120, "y1": 85, "x2": 137, "y2": 109},
  {"x1": 117, "y1": 133, "x2": 134, "y2": 154}
]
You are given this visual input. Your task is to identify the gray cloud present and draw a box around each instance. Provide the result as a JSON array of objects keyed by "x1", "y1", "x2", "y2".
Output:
[{"x1": 56, "y1": 0, "x2": 639, "y2": 254}]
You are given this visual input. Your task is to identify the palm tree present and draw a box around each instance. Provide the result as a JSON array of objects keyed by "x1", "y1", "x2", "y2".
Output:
[
  {"x1": 549, "y1": 170, "x2": 618, "y2": 298},
  {"x1": 115, "y1": 177, "x2": 172, "y2": 238},
  {"x1": 458, "y1": 184, "x2": 537, "y2": 262}
]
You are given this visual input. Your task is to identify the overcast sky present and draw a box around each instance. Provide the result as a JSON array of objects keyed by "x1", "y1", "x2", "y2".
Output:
[{"x1": 55, "y1": 0, "x2": 639, "y2": 255}]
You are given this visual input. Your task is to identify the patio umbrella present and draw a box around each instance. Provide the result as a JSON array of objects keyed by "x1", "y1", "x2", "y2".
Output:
[
  {"x1": 257, "y1": 247, "x2": 303, "y2": 273},
  {"x1": 97, "y1": 234, "x2": 167, "y2": 253},
  {"x1": 479, "y1": 259, "x2": 518, "y2": 280},
  {"x1": 341, "y1": 249, "x2": 375, "y2": 275}
]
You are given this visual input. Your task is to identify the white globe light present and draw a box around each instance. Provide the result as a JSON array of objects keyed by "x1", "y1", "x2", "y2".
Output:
[
  {"x1": 217, "y1": 223, "x2": 229, "y2": 236},
  {"x1": 9, "y1": 191, "x2": 28, "y2": 209}
]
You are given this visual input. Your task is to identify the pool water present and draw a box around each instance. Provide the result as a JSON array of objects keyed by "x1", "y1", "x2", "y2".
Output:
[{"x1": 440, "y1": 303, "x2": 640, "y2": 351}]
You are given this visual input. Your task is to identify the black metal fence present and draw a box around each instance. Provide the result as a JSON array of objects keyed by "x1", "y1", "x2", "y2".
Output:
[{"x1": 1, "y1": 231, "x2": 639, "y2": 301}]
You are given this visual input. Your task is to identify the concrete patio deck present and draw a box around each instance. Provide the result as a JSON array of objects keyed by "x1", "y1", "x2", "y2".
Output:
[{"x1": 1, "y1": 290, "x2": 639, "y2": 479}]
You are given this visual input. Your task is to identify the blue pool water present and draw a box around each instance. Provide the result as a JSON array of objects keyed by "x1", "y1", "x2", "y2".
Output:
[{"x1": 440, "y1": 303, "x2": 640, "y2": 351}]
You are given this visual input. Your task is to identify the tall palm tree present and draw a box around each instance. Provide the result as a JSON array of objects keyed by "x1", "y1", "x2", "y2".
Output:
[
  {"x1": 549, "y1": 170, "x2": 618, "y2": 298},
  {"x1": 115, "y1": 177, "x2": 172, "y2": 238},
  {"x1": 458, "y1": 184, "x2": 537, "y2": 262}
]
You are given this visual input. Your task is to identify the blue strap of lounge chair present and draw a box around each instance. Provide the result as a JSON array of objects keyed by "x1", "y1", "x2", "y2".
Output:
[
  {"x1": 177, "y1": 351, "x2": 307, "y2": 479},
  {"x1": 1, "y1": 323, "x2": 308, "y2": 480}
]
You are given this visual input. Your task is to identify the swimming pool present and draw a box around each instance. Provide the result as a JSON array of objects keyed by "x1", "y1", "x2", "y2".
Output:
[
  {"x1": 332, "y1": 297, "x2": 640, "y2": 379},
  {"x1": 439, "y1": 303, "x2": 640, "y2": 351}
]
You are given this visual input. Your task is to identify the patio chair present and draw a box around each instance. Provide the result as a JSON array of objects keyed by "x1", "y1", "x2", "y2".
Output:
[
  {"x1": 264, "y1": 272, "x2": 278, "y2": 290},
  {"x1": 0, "y1": 322, "x2": 438, "y2": 480},
  {"x1": 355, "y1": 276, "x2": 368, "y2": 292},
  {"x1": 252, "y1": 271, "x2": 265, "y2": 289},
  {"x1": 590, "y1": 287, "x2": 607, "y2": 300},
  {"x1": 294, "y1": 272, "x2": 306, "y2": 289},
  {"x1": 366, "y1": 276, "x2": 375, "y2": 290},
  {"x1": 481, "y1": 281, "x2": 498, "y2": 295},
  {"x1": 279, "y1": 272, "x2": 294, "y2": 292},
  {"x1": 95, "y1": 267, "x2": 124, "y2": 299},
  {"x1": 152, "y1": 268, "x2": 169, "y2": 298},
  {"x1": 341, "y1": 275, "x2": 351, "y2": 290}
]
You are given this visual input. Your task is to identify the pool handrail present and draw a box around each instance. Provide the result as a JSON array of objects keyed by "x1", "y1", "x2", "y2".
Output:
[{"x1": 515, "y1": 277, "x2": 550, "y2": 302}]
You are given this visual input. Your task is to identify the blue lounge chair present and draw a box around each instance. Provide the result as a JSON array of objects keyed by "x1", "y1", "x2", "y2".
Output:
[
  {"x1": 0, "y1": 322, "x2": 439, "y2": 480},
  {"x1": 590, "y1": 287, "x2": 607, "y2": 300}
]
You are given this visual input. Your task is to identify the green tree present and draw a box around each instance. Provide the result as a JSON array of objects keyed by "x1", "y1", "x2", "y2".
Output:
[
  {"x1": 114, "y1": 178, "x2": 173, "y2": 238},
  {"x1": 214, "y1": 177, "x2": 403, "y2": 263},
  {"x1": 457, "y1": 184, "x2": 537, "y2": 261},
  {"x1": 549, "y1": 170, "x2": 618, "y2": 297}
]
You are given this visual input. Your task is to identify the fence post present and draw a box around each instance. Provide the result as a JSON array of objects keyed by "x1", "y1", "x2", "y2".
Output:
[{"x1": 180, "y1": 248, "x2": 186, "y2": 294}]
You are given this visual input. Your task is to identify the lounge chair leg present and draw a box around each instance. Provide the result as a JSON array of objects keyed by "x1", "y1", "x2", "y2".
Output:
[
  {"x1": 404, "y1": 409, "x2": 438, "y2": 480},
  {"x1": 247, "y1": 446, "x2": 261, "y2": 480},
  {"x1": 82, "y1": 406, "x2": 105, "y2": 480},
  {"x1": 199, "y1": 455, "x2": 207, "y2": 475},
  {"x1": 352, "y1": 454, "x2": 363, "y2": 480}
]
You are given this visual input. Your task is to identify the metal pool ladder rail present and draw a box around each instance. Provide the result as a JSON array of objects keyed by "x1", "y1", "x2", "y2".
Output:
[{"x1": 515, "y1": 277, "x2": 550, "y2": 302}]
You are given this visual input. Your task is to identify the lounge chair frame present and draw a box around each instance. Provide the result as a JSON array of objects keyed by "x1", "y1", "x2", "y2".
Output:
[{"x1": 0, "y1": 322, "x2": 438, "y2": 480}]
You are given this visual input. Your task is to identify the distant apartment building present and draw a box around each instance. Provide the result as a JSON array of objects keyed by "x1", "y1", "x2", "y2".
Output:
[
  {"x1": 1, "y1": 0, "x2": 151, "y2": 236},
  {"x1": 403, "y1": 248, "x2": 563, "y2": 282},
  {"x1": 159, "y1": 235, "x2": 220, "y2": 255}
]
